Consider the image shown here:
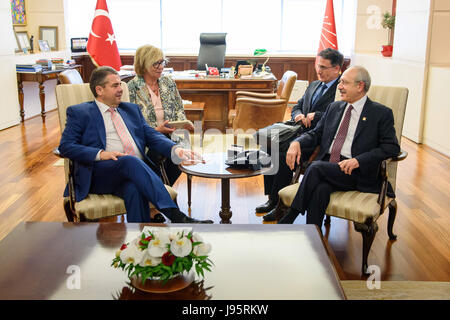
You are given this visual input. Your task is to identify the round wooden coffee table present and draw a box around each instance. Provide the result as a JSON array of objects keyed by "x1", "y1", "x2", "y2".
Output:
[{"x1": 179, "y1": 153, "x2": 272, "y2": 224}]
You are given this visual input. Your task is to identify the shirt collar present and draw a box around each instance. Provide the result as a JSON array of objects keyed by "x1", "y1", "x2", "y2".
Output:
[
  {"x1": 323, "y1": 76, "x2": 339, "y2": 89},
  {"x1": 348, "y1": 95, "x2": 367, "y2": 114},
  {"x1": 95, "y1": 99, "x2": 117, "y2": 113}
]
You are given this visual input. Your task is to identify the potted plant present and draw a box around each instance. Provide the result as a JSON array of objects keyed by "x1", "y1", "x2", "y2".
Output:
[{"x1": 381, "y1": 11, "x2": 395, "y2": 57}]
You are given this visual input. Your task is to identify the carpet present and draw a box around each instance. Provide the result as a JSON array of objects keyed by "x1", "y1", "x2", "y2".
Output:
[{"x1": 341, "y1": 281, "x2": 450, "y2": 300}]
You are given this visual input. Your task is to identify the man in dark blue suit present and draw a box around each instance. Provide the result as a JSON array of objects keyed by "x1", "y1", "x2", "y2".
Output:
[
  {"x1": 258, "y1": 48, "x2": 344, "y2": 220},
  {"x1": 59, "y1": 66, "x2": 212, "y2": 224},
  {"x1": 278, "y1": 66, "x2": 400, "y2": 226}
]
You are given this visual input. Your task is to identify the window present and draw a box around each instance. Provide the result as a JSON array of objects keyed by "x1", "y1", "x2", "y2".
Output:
[{"x1": 64, "y1": 0, "x2": 354, "y2": 55}]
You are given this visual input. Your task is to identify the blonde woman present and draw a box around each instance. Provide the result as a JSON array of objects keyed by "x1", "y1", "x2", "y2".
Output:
[{"x1": 128, "y1": 45, "x2": 193, "y2": 186}]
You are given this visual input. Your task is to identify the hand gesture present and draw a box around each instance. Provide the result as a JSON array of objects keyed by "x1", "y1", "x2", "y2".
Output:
[
  {"x1": 100, "y1": 150, "x2": 126, "y2": 161},
  {"x1": 338, "y1": 158, "x2": 359, "y2": 175}
]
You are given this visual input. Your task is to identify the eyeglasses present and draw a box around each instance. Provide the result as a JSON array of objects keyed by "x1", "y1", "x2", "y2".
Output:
[
  {"x1": 338, "y1": 79, "x2": 360, "y2": 86},
  {"x1": 316, "y1": 64, "x2": 336, "y2": 71},
  {"x1": 152, "y1": 59, "x2": 168, "y2": 68}
]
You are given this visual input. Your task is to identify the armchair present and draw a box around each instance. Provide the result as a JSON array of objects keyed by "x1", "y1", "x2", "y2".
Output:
[
  {"x1": 58, "y1": 68, "x2": 83, "y2": 84},
  {"x1": 277, "y1": 85, "x2": 409, "y2": 275},
  {"x1": 55, "y1": 82, "x2": 177, "y2": 222},
  {"x1": 230, "y1": 71, "x2": 297, "y2": 131}
]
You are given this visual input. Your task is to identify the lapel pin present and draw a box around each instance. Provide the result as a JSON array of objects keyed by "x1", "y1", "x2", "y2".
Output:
[{"x1": 362, "y1": 117, "x2": 367, "y2": 121}]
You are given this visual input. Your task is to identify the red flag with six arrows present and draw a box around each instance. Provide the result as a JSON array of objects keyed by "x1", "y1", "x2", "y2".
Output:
[
  {"x1": 318, "y1": 0, "x2": 338, "y2": 53},
  {"x1": 87, "y1": 0, "x2": 122, "y2": 71}
]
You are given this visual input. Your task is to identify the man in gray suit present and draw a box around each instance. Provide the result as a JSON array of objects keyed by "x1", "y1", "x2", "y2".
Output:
[{"x1": 258, "y1": 48, "x2": 344, "y2": 221}]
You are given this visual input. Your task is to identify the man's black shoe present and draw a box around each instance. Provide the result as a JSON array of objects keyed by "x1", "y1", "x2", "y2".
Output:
[
  {"x1": 277, "y1": 208, "x2": 299, "y2": 224},
  {"x1": 263, "y1": 206, "x2": 285, "y2": 222},
  {"x1": 171, "y1": 215, "x2": 214, "y2": 224},
  {"x1": 255, "y1": 199, "x2": 277, "y2": 213},
  {"x1": 150, "y1": 213, "x2": 166, "y2": 223}
]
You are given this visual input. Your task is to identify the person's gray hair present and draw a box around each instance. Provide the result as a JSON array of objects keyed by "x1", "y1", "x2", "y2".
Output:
[
  {"x1": 353, "y1": 66, "x2": 371, "y2": 92},
  {"x1": 89, "y1": 66, "x2": 119, "y2": 97}
]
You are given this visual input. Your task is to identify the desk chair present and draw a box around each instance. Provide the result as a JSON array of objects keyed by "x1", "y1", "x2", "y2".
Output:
[
  {"x1": 197, "y1": 33, "x2": 227, "y2": 70},
  {"x1": 277, "y1": 85, "x2": 409, "y2": 275},
  {"x1": 55, "y1": 82, "x2": 177, "y2": 222}
]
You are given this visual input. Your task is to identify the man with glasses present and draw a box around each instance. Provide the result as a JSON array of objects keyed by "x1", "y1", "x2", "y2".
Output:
[{"x1": 257, "y1": 48, "x2": 344, "y2": 222}]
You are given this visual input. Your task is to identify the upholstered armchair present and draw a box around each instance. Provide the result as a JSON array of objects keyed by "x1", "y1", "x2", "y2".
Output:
[
  {"x1": 58, "y1": 69, "x2": 83, "y2": 84},
  {"x1": 55, "y1": 82, "x2": 177, "y2": 222},
  {"x1": 277, "y1": 85, "x2": 409, "y2": 275},
  {"x1": 229, "y1": 71, "x2": 297, "y2": 131}
]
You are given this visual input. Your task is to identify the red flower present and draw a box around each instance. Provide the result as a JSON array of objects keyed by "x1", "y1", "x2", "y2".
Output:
[
  {"x1": 162, "y1": 252, "x2": 175, "y2": 266},
  {"x1": 145, "y1": 236, "x2": 152, "y2": 241},
  {"x1": 120, "y1": 244, "x2": 127, "y2": 250}
]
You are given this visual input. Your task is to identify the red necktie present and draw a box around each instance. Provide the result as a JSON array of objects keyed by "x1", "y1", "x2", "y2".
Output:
[
  {"x1": 329, "y1": 105, "x2": 353, "y2": 163},
  {"x1": 108, "y1": 108, "x2": 136, "y2": 155}
]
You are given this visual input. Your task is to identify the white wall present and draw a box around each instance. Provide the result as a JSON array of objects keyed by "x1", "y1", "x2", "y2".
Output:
[
  {"x1": 351, "y1": 0, "x2": 430, "y2": 144},
  {"x1": 0, "y1": 0, "x2": 21, "y2": 130}
]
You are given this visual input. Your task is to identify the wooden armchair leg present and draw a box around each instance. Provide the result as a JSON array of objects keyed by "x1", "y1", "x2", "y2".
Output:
[
  {"x1": 354, "y1": 221, "x2": 379, "y2": 276},
  {"x1": 387, "y1": 199, "x2": 398, "y2": 240},
  {"x1": 64, "y1": 200, "x2": 75, "y2": 222}
]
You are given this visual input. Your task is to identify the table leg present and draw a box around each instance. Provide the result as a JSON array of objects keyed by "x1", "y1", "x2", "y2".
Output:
[
  {"x1": 38, "y1": 80, "x2": 46, "y2": 123},
  {"x1": 17, "y1": 80, "x2": 25, "y2": 122},
  {"x1": 187, "y1": 174, "x2": 192, "y2": 208},
  {"x1": 219, "y1": 178, "x2": 232, "y2": 224}
]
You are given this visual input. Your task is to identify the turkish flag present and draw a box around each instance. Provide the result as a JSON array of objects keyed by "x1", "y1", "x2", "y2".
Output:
[
  {"x1": 318, "y1": 0, "x2": 338, "y2": 53},
  {"x1": 87, "y1": 0, "x2": 122, "y2": 71}
]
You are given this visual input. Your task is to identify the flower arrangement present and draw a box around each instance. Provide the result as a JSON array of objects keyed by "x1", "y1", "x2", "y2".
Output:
[{"x1": 112, "y1": 227, "x2": 213, "y2": 284}]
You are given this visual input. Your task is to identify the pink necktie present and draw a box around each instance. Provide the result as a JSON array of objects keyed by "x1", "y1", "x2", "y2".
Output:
[
  {"x1": 108, "y1": 108, "x2": 136, "y2": 155},
  {"x1": 329, "y1": 105, "x2": 353, "y2": 163}
]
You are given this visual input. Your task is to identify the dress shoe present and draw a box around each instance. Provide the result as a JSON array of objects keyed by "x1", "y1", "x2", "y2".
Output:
[
  {"x1": 277, "y1": 208, "x2": 300, "y2": 224},
  {"x1": 150, "y1": 213, "x2": 166, "y2": 223},
  {"x1": 171, "y1": 215, "x2": 214, "y2": 224},
  {"x1": 255, "y1": 198, "x2": 277, "y2": 213},
  {"x1": 263, "y1": 206, "x2": 286, "y2": 222}
]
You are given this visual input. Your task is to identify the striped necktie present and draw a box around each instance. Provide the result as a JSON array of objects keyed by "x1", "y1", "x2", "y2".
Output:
[
  {"x1": 329, "y1": 105, "x2": 353, "y2": 163},
  {"x1": 107, "y1": 108, "x2": 136, "y2": 155}
]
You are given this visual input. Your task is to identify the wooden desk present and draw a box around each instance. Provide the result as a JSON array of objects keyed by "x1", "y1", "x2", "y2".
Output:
[
  {"x1": 175, "y1": 76, "x2": 277, "y2": 131},
  {"x1": 0, "y1": 222, "x2": 345, "y2": 300},
  {"x1": 16, "y1": 65, "x2": 81, "y2": 123},
  {"x1": 183, "y1": 102, "x2": 205, "y2": 130}
]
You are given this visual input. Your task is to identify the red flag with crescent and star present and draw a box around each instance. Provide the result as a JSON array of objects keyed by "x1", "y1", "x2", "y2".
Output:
[
  {"x1": 318, "y1": 0, "x2": 338, "y2": 53},
  {"x1": 87, "y1": 0, "x2": 122, "y2": 71}
]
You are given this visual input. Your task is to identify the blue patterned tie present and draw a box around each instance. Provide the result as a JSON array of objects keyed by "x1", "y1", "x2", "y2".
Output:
[{"x1": 311, "y1": 83, "x2": 326, "y2": 106}]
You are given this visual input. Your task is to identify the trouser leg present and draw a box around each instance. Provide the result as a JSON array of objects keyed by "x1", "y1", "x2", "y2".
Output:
[
  {"x1": 305, "y1": 182, "x2": 334, "y2": 227},
  {"x1": 90, "y1": 156, "x2": 178, "y2": 220}
]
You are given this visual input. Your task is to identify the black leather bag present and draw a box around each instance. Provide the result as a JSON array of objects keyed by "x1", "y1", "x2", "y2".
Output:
[{"x1": 254, "y1": 120, "x2": 304, "y2": 152}]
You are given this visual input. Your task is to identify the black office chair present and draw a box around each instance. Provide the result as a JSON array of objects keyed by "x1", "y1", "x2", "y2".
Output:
[{"x1": 197, "y1": 33, "x2": 227, "y2": 70}]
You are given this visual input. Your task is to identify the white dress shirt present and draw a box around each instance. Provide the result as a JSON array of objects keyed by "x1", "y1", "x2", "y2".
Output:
[
  {"x1": 328, "y1": 95, "x2": 367, "y2": 159},
  {"x1": 95, "y1": 100, "x2": 143, "y2": 160}
]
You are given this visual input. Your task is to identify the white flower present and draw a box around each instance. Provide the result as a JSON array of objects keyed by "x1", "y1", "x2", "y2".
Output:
[
  {"x1": 193, "y1": 242, "x2": 212, "y2": 256},
  {"x1": 138, "y1": 251, "x2": 162, "y2": 267},
  {"x1": 170, "y1": 236, "x2": 192, "y2": 257},
  {"x1": 147, "y1": 231, "x2": 170, "y2": 257},
  {"x1": 119, "y1": 245, "x2": 144, "y2": 265}
]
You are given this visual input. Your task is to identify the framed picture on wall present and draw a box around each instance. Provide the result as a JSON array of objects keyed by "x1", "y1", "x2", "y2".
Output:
[
  {"x1": 11, "y1": 0, "x2": 27, "y2": 26},
  {"x1": 39, "y1": 26, "x2": 58, "y2": 51}
]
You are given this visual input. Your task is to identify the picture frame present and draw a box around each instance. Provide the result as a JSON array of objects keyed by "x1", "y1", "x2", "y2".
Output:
[
  {"x1": 38, "y1": 39, "x2": 50, "y2": 52},
  {"x1": 39, "y1": 26, "x2": 58, "y2": 51},
  {"x1": 13, "y1": 27, "x2": 22, "y2": 53},
  {"x1": 11, "y1": 0, "x2": 27, "y2": 26},
  {"x1": 15, "y1": 30, "x2": 30, "y2": 52}
]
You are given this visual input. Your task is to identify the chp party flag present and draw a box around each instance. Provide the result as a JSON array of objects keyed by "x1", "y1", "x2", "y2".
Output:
[
  {"x1": 318, "y1": 0, "x2": 338, "y2": 53},
  {"x1": 87, "y1": 0, "x2": 122, "y2": 71}
]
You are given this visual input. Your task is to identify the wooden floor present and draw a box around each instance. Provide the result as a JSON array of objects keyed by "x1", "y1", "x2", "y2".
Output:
[{"x1": 0, "y1": 110, "x2": 449, "y2": 281}]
